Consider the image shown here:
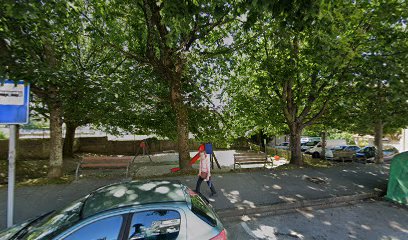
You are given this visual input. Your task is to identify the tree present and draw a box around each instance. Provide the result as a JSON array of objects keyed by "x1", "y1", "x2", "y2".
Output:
[
  {"x1": 225, "y1": 1, "x2": 371, "y2": 165},
  {"x1": 0, "y1": 0, "x2": 122, "y2": 176},
  {"x1": 1, "y1": 0, "x2": 75, "y2": 177},
  {"x1": 329, "y1": 0, "x2": 408, "y2": 163},
  {"x1": 82, "y1": 0, "x2": 238, "y2": 169}
]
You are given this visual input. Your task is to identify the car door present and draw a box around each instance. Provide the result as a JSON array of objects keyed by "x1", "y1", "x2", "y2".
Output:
[
  {"x1": 343, "y1": 147, "x2": 355, "y2": 159},
  {"x1": 124, "y1": 208, "x2": 187, "y2": 240},
  {"x1": 368, "y1": 147, "x2": 376, "y2": 158},
  {"x1": 54, "y1": 210, "x2": 130, "y2": 240}
]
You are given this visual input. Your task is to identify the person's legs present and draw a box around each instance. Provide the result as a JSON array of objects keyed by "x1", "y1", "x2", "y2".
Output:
[
  {"x1": 195, "y1": 176, "x2": 204, "y2": 193},
  {"x1": 206, "y1": 177, "x2": 217, "y2": 195}
]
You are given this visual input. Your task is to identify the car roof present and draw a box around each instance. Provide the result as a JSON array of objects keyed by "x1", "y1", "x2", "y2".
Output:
[{"x1": 81, "y1": 180, "x2": 187, "y2": 218}]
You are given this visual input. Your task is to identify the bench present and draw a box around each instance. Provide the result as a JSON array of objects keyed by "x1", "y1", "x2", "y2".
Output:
[
  {"x1": 233, "y1": 152, "x2": 269, "y2": 170},
  {"x1": 75, "y1": 156, "x2": 135, "y2": 180}
]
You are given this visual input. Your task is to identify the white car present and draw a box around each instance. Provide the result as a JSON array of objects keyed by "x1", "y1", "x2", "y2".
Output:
[{"x1": 305, "y1": 140, "x2": 348, "y2": 158}]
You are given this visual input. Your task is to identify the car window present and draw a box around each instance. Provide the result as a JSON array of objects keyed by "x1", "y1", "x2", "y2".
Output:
[
  {"x1": 128, "y1": 210, "x2": 181, "y2": 240},
  {"x1": 188, "y1": 191, "x2": 217, "y2": 227},
  {"x1": 64, "y1": 215, "x2": 123, "y2": 240}
]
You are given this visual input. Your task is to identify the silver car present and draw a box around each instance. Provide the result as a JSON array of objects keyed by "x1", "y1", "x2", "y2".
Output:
[{"x1": 0, "y1": 180, "x2": 227, "y2": 240}]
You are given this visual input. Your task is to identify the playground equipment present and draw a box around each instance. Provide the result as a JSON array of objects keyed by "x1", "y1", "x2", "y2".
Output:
[
  {"x1": 171, "y1": 143, "x2": 221, "y2": 172},
  {"x1": 133, "y1": 140, "x2": 152, "y2": 162}
]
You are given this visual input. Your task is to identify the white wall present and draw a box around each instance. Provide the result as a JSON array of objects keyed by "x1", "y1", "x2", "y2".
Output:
[{"x1": 401, "y1": 129, "x2": 408, "y2": 152}]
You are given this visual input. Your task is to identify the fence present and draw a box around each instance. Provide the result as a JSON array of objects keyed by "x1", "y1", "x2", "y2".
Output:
[{"x1": 0, "y1": 136, "x2": 249, "y2": 160}]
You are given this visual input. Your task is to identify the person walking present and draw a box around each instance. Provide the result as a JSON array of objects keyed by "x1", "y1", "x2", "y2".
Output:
[{"x1": 195, "y1": 150, "x2": 217, "y2": 197}]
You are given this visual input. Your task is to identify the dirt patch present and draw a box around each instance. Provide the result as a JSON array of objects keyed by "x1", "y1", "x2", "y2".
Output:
[{"x1": 0, "y1": 158, "x2": 78, "y2": 187}]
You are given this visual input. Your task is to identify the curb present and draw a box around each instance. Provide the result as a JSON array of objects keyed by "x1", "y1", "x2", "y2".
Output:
[{"x1": 217, "y1": 191, "x2": 385, "y2": 221}]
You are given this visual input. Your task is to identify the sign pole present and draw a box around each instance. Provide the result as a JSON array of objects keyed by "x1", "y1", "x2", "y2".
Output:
[
  {"x1": 7, "y1": 124, "x2": 16, "y2": 227},
  {"x1": 1, "y1": 80, "x2": 29, "y2": 227}
]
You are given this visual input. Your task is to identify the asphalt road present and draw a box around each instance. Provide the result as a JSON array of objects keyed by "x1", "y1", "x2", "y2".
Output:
[
  {"x1": 224, "y1": 200, "x2": 408, "y2": 240},
  {"x1": 0, "y1": 164, "x2": 389, "y2": 230}
]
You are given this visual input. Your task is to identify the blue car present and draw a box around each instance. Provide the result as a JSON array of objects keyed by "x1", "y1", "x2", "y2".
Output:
[
  {"x1": 355, "y1": 146, "x2": 399, "y2": 162},
  {"x1": 355, "y1": 146, "x2": 376, "y2": 162}
]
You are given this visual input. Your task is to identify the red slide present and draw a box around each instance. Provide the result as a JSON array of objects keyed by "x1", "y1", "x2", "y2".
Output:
[
  {"x1": 171, "y1": 144, "x2": 205, "y2": 172},
  {"x1": 189, "y1": 153, "x2": 200, "y2": 165}
]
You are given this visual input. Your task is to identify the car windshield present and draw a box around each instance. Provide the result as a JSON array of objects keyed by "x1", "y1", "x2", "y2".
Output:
[
  {"x1": 305, "y1": 142, "x2": 317, "y2": 146},
  {"x1": 383, "y1": 147, "x2": 398, "y2": 155},
  {"x1": 6, "y1": 196, "x2": 86, "y2": 239},
  {"x1": 360, "y1": 147, "x2": 372, "y2": 153}
]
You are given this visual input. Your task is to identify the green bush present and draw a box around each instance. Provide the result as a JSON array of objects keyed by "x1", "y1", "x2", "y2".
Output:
[
  {"x1": 0, "y1": 130, "x2": 6, "y2": 140},
  {"x1": 248, "y1": 142, "x2": 261, "y2": 151},
  {"x1": 328, "y1": 131, "x2": 355, "y2": 145}
]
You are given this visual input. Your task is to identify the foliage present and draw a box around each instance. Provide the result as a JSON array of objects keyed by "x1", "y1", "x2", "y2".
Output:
[
  {"x1": 0, "y1": 130, "x2": 6, "y2": 140},
  {"x1": 21, "y1": 120, "x2": 49, "y2": 130},
  {"x1": 0, "y1": 160, "x2": 73, "y2": 187},
  {"x1": 0, "y1": 0, "x2": 129, "y2": 176},
  {"x1": 303, "y1": 127, "x2": 355, "y2": 145},
  {"x1": 222, "y1": 1, "x2": 374, "y2": 165},
  {"x1": 77, "y1": 0, "x2": 244, "y2": 167},
  {"x1": 328, "y1": 132, "x2": 355, "y2": 145},
  {"x1": 220, "y1": 0, "x2": 408, "y2": 165}
]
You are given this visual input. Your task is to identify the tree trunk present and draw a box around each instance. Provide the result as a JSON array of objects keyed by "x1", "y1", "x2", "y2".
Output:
[
  {"x1": 289, "y1": 124, "x2": 303, "y2": 165},
  {"x1": 320, "y1": 131, "x2": 327, "y2": 160},
  {"x1": 171, "y1": 77, "x2": 191, "y2": 170},
  {"x1": 48, "y1": 101, "x2": 64, "y2": 178},
  {"x1": 374, "y1": 119, "x2": 384, "y2": 164},
  {"x1": 63, "y1": 122, "x2": 77, "y2": 158}
]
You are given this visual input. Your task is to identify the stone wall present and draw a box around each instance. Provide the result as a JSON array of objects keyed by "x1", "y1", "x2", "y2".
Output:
[
  {"x1": 0, "y1": 139, "x2": 50, "y2": 160},
  {"x1": 0, "y1": 137, "x2": 204, "y2": 160},
  {"x1": 77, "y1": 137, "x2": 202, "y2": 155},
  {"x1": 0, "y1": 138, "x2": 80, "y2": 160}
]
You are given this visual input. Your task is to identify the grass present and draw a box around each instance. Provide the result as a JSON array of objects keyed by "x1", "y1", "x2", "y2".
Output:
[
  {"x1": 273, "y1": 156, "x2": 334, "y2": 171},
  {"x1": 0, "y1": 130, "x2": 7, "y2": 140},
  {"x1": 16, "y1": 176, "x2": 73, "y2": 187},
  {"x1": 304, "y1": 156, "x2": 334, "y2": 168},
  {"x1": 0, "y1": 159, "x2": 74, "y2": 187}
]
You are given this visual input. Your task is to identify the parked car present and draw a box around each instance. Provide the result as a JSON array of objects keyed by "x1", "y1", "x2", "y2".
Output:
[
  {"x1": 355, "y1": 146, "x2": 376, "y2": 162},
  {"x1": 305, "y1": 139, "x2": 347, "y2": 158},
  {"x1": 383, "y1": 146, "x2": 399, "y2": 160},
  {"x1": 301, "y1": 141, "x2": 320, "y2": 152},
  {"x1": 355, "y1": 146, "x2": 399, "y2": 162},
  {"x1": 301, "y1": 137, "x2": 321, "y2": 144},
  {"x1": 275, "y1": 142, "x2": 289, "y2": 149},
  {"x1": 331, "y1": 145, "x2": 360, "y2": 161},
  {"x1": 0, "y1": 180, "x2": 227, "y2": 240}
]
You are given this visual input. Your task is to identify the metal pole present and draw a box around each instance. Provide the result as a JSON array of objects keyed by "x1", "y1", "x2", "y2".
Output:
[{"x1": 7, "y1": 124, "x2": 16, "y2": 227}]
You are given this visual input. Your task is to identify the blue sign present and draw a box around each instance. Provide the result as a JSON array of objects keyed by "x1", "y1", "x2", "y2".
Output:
[
  {"x1": 205, "y1": 143, "x2": 213, "y2": 154},
  {"x1": 0, "y1": 80, "x2": 30, "y2": 124}
]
